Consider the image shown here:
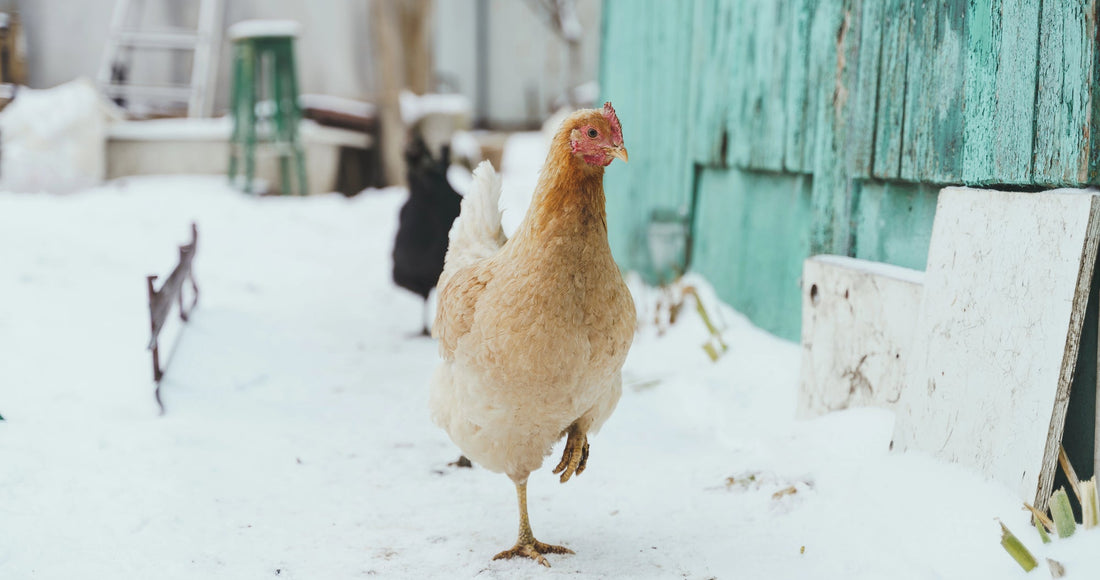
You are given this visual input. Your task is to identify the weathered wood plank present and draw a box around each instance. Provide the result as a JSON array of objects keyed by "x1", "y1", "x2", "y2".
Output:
[
  {"x1": 871, "y1": 0, "x2": 911, "y2": 179},
  {"x1": 798, "y1": 255, "x2": 924, "y2": 418},
  {"x1": 784, "y1": 0, "x2": 819, "y2": 173},
  {"x1": 726, "y1": 0, "x2": 755, "y2": 168},
  {"x1": 1092, "y1": 4, "x2": 1100, "y2": 186},
  {"x1": 962, "y1": 0, "x2": 1000, "y2": 184},
  {"x1": 600, "y1": 0, "x2": 697, "y2": 272},
  {"x1": 739, "y1": 0, "x2": 790, "y2": 171},
  {"x1": 994, "y1": 0, "x2": 1040, "y2": 183},
  {"x1": 896, "y1": 0, "x2": 968, "y2": 183},
  {"x1": 894, "y1": 187, "x2": 1100, "y2": 511},
  {"x1": 809, "y1": 0, "x2": 860, "y2": 255},
  {"x1": 849, "y1": 0, "x2": 884, "y2": 178},
  {"x1": 689, "y1": 0, "x2": 733, "y2": 166},
  {"x1": 926, "y1": 0, "x2": 968, "y2": 183},
  {"x1": 691, "y1": 168, "x2": 814, "y2": 340},
  {"x1": 1033, "y1": 2, "x2": 1095, "y2": 186},
  {"x1": 899, "y1": 0, "x2": 936, "y2": 181},
  {"x1": 852, "y1": 181, "x2": 939, "y2": 269}
]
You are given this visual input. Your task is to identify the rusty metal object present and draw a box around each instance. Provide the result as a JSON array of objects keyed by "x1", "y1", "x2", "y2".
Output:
[{"x1": 146, "y1": 223, "x2": 199, "y2": 414}]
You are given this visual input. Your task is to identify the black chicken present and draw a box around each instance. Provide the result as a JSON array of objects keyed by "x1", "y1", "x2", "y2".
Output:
[{"x1": 392, "y1": 135, "x2": 463, "y2": 336}]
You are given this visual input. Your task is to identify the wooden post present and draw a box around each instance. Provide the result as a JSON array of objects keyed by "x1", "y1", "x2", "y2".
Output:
[
  {"x1": 371, "y1": 0, "x2": 406, "y2": 187},
  {"x1": 371, "y1": 0, "x2": 434, "y2": 186},
  {"x1": 399, "y1": 0, "x2": 433, "y2": 96}
]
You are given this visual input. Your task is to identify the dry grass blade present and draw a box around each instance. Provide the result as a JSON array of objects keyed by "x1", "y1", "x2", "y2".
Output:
[
  {"x1": 1058, "y1": 445, "x2": 1082, "y2": 504},
  {"x1": 1081, "y1": 477, "x2": 1099, "y2": 530},
  {"x1": 999, "y1": 521, "x2": 1038, "y2": 572},
  {"x1": 772, "y1": 485, "x2": 798, "y2": 500},
  {"x1": 682, "y1": 286, "x2": 728, "y2": 361},
  {"x1": 1050, "y1": 488, "x2": 1077, "y2": 539},
  {"x1": 1023, "y1": 502, "x2": 1055, "y2": 534},
  {"x1": 1035, "y1": 518, "x2": 1052, "y2": 544},
  {"x1": 1047, "y1": 558, "x2": 1066, "y2": 578}
]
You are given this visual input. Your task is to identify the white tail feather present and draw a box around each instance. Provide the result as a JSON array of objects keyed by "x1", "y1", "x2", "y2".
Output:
[{"x1": 440, "y1": 161, "x2": 505, "y2": 282}]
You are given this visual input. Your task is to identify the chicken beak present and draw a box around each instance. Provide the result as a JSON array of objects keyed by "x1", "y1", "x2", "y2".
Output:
[{"x1": 608, "y1": 146, "x2": 629, "y2": 164}]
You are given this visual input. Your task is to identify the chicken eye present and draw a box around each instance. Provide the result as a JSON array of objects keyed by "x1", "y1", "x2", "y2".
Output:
[{"x1": 587, "y1": 128, "x2": 598, "y2": 139}]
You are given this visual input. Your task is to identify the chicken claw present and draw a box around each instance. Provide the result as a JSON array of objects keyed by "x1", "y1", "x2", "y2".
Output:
[
  {"x1": 494, "y1": 481, "x2": 574, "y2": 567},
  {"x1": 552, "y1": 426, "x2": 588, "y2": 483},
  {"x1": 493, "y1": 540, "x2": 574, "y2": 568}
]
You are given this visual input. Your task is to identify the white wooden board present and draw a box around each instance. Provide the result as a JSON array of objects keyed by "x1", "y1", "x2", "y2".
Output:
[
  {"x1": 893, "y1": 187, "x2": 1100, "y2": 509},
  {"x1": 798, "y1": 255, "x2": 924, "y2": 418}
]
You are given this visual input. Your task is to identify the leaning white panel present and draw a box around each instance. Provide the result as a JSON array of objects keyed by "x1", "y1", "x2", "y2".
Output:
[
  {"x1": 893, "y1": 187, "x2": 1100, "y2": 511},
  {"x1": 798, "y1": 255, "x2": 924, "y2": 418}
]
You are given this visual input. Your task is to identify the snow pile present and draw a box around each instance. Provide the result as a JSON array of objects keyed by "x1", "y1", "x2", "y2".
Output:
[
  {"x1": 227, "y1": 19, "x2": 302, "y2": 40},
  {"x1": 398, "y1": 90, "x2": 471, "y2": 126},
  {"x1": 0, "y1": 78, "x2": 119, "y2": 193},
  {"x1": 1, "y1": 175, "x2": 1098, "y2": 578},
  {"x1": 499, "y1": 131, "x2": 549, "y2": 237}
]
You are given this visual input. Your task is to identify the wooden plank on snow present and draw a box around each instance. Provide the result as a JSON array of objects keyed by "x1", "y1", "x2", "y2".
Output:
[
  {"x1": 798, "y1": 255, "x2": 924, "y2": 418},
  {"x1": 894, "y1": 187, "x2": 1100, "y2": 511}
]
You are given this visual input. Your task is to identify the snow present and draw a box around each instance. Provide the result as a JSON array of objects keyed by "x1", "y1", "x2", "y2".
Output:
[
  {"x1": 811, "y1": 254, "x2": 926, "y2": 285},
  {"x1": 446, "y1": 164, "x2": 473, "y2": 197},
  {"x1": 449, "y1": 130, "x2": 484, "y2": 165},
  {"x1": 499, "y1": 131, "x2": 551, "y2": 237},
  {"x1": 2, "y1": 174, "x2": 1099, "y2": 579},
  {"x1": 0, "y1": 78, "x2": 119, "y2": 193},
  {"x1": 227, "y1": 20, "x2": 302, "y2": 40},
  {"x1": 108, "y1": 117, "x2": 235, "y2": 141},
  {"x1": 107, "y1": 117, "x2": 367, "y2": 149},
  {"x1": 399, "y1": 91, "x2": 472, "y2": 126}
]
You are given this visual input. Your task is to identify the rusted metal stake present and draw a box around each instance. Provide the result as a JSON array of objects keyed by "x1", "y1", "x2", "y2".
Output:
[{"x1": 146, "y1": 222, "x2": 200, "y2": 416}]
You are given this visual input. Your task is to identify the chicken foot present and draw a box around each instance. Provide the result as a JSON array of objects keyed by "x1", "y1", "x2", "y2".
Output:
[
  {"x1": 419, "y1": 298, "x2": 431, "y2": 337},
  {"x1": 493, "y1": 481, "x2": 573, "y2": 567},
  {"x1": 552, "y1": 424, "x2": 589, "y2": 483}
]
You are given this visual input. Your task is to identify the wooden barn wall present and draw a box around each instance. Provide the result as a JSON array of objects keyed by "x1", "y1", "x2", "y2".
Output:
[
  {"x1": 601, "y1": 0, "x2": 1100, "y2": 340},
  {"x1": 600, "y1": 0, "x2": 697, "y2": 275}
]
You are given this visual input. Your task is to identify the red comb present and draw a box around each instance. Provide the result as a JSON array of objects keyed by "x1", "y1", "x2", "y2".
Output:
[{"x1": 602, "y1": 102, "x2": 623, "y2": 145}]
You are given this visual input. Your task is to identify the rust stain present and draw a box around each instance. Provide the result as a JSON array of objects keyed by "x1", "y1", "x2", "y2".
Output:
[{"x1": 833, "y1": 9, "x2": 851, "y2": 118}]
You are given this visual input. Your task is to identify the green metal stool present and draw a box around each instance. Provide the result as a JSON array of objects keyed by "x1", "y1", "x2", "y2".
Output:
[{"x1": 227, "y1": 20, "x2": 308, "y2": 196}]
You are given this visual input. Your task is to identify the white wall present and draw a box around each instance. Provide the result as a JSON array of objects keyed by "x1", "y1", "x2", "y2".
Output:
[
  {"x1": 16, "y1": 0, "x2": 600, "y2": 127},
  {"x1": 18, "y1": 0, "x2": 375, "y2": 114},
  {"x1": 433, "y1": 0, "x2": 602, "y2": 128}
]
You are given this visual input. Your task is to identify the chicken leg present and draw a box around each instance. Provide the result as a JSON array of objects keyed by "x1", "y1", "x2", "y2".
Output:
[
  {"x1": 493, "y1": 481, "x2": 573, "y2": 567},
  {"x1": 552, "y1": 424, "x2": 589, "y2": 483},
  {"x1": 420, "y1": 298, "x2": 431, "y2": 337}
]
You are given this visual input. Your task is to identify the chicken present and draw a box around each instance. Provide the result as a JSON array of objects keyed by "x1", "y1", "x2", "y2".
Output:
[
  {"x1": 430, "y1": 103, "x2": 634, "y2": 567},
  {"x1": 392, "y1": 135, "x2": 463, "y2": 335}
]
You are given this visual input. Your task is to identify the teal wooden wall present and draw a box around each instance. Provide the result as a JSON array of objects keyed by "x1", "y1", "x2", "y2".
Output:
[{"x1": 601, "y1": 0, "x2": 1100, "y2": 340}]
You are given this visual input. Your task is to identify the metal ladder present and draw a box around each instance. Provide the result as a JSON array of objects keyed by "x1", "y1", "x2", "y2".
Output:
[{"x1": 97, "y1": 0, "x2": 223, "y2": 118}]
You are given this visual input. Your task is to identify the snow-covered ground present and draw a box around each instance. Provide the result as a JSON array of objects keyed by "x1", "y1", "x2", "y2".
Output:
[{"x1": 1, "y1": 174, "x2": 1096, "y2": 579}]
